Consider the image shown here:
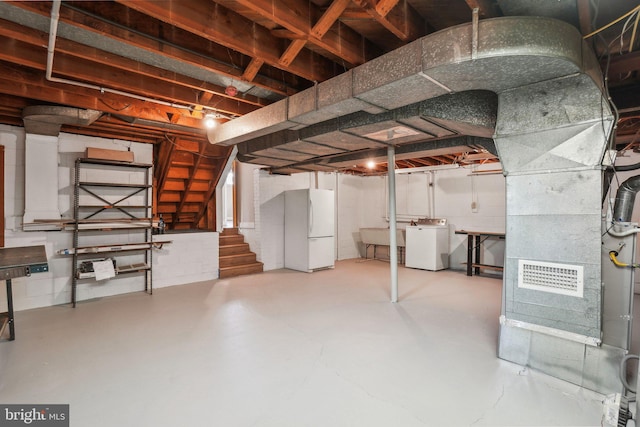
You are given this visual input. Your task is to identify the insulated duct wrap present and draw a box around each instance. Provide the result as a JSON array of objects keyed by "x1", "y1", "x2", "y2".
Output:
[{"x1": 211, "y1": 17, "x2": 605, "y2": 149}]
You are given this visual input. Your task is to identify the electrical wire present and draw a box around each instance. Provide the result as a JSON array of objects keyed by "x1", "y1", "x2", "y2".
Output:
[
  {"x1": 583, "y1": 5, "x2": 640, "y2": 39},
  {"x1": 631, "y1": 8, "x2": 640, "y2": 52},
  {"x1": 617, "y1": 10, "x2": 639, "y2": 55},
  {"x1": 597, "y1": 26, "x2": 622, "y2": 232}
]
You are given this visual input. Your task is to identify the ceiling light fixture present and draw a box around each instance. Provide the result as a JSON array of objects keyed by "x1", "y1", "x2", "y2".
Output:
[
  {"x1": 366, "y1": 160, "x2": 376, "y2": 169},
  {"x1": 204, "y1": 113, "x2": 218, "y2": 129}
]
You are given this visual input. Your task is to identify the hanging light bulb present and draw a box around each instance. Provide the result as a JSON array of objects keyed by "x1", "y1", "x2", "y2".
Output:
[
  {"x1": 366, "y1": 160, "x2": 376, "y2": 169},
  {"x1": 204, "y1": 113, "x2": 217, "y2": 129}
]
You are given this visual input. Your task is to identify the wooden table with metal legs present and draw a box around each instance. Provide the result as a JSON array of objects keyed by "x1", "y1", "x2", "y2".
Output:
[
  {"x1": 0, "y1": 245, "x2": 49, "y2": 341},
  {"x1": 455, "y1": 230, "x2": 505, "y2": 276}
]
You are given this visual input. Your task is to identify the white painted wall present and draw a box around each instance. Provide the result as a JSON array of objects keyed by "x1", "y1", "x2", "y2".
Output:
[
  {"x1": 236, "y1": 162, "x2": 261, "y2": 255},
  {"x1": 434, "y1": 165, "x2": 506, "y2": 273},
  {"x1": 360, "y1": 175, "x2": 388, "y2": 228},
  {"x1": 336, "y1": 174, "x2": 365, "y2": 260},
  {"x1": 152, "y1": 233, "x2": 218, "y2": 288},
  {"x1": 1, "y1": 124, "x2": 219, "y2": 312}
]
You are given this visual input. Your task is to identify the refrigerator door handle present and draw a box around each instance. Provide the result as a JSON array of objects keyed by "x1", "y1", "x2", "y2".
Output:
[{"x1": 309, "y1": 199, "x2": 314, "y2": 235}]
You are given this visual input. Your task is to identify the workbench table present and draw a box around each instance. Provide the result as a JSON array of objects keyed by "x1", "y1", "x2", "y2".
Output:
[
  {"x1": 0, "y1": 245, "x2": 48, "y2": 341},
  {"x1": 455, "y1": 230, "x2": 505, "y2": 276}
]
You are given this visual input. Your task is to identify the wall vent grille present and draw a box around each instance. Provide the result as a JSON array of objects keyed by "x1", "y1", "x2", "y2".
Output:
[{"x1": 517, "y1": 260, "x2": 583, "y2": 298}]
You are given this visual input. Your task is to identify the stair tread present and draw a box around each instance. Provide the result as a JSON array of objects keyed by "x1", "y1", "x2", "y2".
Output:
[
  {"x1": 220, "y1": 252, "x2": 257, "y2": 267},
  {"x1": 220, "y1": 253, "x2": 255, "y2": 258},
  {"x1": 219, "y1": 262, "x2": 264, "y2": 278},
  {"x1": 219, "y1": 235, "x2": 244, "y2": 241},
  {"x1": 220, "y1": 261, "x2": 263, "y2": 270}
]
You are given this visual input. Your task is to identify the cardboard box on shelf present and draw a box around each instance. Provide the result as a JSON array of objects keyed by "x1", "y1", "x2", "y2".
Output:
[{"x1": 86, "y1": 147, "x2": 134, "y2": 163}]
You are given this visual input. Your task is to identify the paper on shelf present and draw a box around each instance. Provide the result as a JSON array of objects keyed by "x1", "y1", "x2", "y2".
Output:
[{"x1": 93, "y1": 259, "x2": 116, "y2": 281}]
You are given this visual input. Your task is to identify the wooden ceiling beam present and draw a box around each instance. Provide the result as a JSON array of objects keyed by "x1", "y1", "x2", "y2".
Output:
[
  {"x1": 375, "y1": 0, "x2": 399, "y2": 17},
  {"x1": 312, "y1": 0, "x2": 353, "y2": 39},
  {"x1": 0, "y1": 93, "x2": 28, "y2": 108},
  {"x1": 242, "y1": 58, "x2": 265, "y2": 82},
  {"x1": 10, "y1": 1, "x2": 297, "y2": 97},
  {"x1": 233, "y1": 0, "x2": 369, "y2": 67},
  {"x1": 61, "y1": 123, "x2": 162, "y2": 143},
  {"x1": 0, "y1": 61, "x2": 206, "y2": 130},
  {"x1": 341, "y1": 9, "x2": 371, "y2": 20},
  {"x1": 430, "y1": 155, "x2": 453, "y2": 164},
  {"x1": 97, "y1": 116, "x2": 209, "y2": 141},
  {"x1": 116, "y1": 0, "x2": 337, "y2": 83},
  {"x1": 279, "y1": 40, "x2": 308, "y2": 67},
  {"x1": 412, "y1": 157, "x2": 439, "y2": 166},
  {"x1": 607, "y1": 51, "x2": 640, "y2": 79},
  {"x1": 351, "y1": 0, "x2": 424, "y2": 41},
  {"x1": 0, "y1": 24, "x2": 266, "y2": 115},
  {"x1": 463, "y1": 0, "x2": 501, "y2": 18}
]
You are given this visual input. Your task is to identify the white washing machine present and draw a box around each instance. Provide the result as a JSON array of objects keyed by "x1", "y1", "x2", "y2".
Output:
[{"x1": 405, "y1": 219, "x2": 449, "y2": 271}]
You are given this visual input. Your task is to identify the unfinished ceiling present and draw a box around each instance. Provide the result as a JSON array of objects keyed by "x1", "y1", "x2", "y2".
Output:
[{"x1": 0, "y1": 1, "x2": 639, "y2": 174}]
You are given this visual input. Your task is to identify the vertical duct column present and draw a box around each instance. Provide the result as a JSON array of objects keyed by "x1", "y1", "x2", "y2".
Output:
[
  {"x1": 22, "y1": 133, "x2": 61, "y2": 226},
  {"x1": 494, "y1": 72, "x2": 615, "y2": 392}
]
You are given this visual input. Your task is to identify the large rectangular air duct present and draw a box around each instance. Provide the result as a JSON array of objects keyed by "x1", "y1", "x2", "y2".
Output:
[{"x1": 211, "y1": 16, "x2": 616, "y2": 393}]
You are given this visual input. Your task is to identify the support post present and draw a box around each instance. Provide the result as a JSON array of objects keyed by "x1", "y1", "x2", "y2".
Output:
[{"x1": 388, "y1": 146, "x2": 398, "y2": 303}]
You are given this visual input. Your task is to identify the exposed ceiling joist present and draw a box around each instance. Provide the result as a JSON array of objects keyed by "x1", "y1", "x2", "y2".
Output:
[
  {"x1": 9, "y1": 0, "x2": 299, "y2": 97},
  {"x1": 0, "y1": 62, "x2": 205, "y2": 131},
  {"x1": 233, "y1": 0, "x2": 372, "y2": 67},
  {"x1": 0, "y1": 0, "x2": 638, "y2": 177},
  {"x1": 351, "y1": 0, "x2": 424, "y2": 41},
  {"x1": 116, "y1": 0, "x2": 339, "y2": 83}
]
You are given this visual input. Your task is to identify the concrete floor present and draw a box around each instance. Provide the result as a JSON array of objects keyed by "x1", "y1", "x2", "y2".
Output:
[{"x1": 1, "y1": 259, "x2": 606, "y2": 426}]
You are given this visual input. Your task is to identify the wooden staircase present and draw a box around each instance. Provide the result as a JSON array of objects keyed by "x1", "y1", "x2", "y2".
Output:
[
  {"x1": 219, "y1": 228, "x2": 263, "y2": 278},
  {"x1": 155, "y1": 138, "x2": 233, "y2": 230}
]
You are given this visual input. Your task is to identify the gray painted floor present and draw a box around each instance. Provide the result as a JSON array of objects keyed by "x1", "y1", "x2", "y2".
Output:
[{"x1": 1, "y1": 259, "x2": 605, "y2": 426}]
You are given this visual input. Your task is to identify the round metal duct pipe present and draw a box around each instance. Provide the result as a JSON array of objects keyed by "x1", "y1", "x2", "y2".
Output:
[
  {"x1": 613, "y1": 175, "x2": 640, "y2": 223},
  {"x1": 22, "y1": 105, "x2": 102, "y2": 136}
]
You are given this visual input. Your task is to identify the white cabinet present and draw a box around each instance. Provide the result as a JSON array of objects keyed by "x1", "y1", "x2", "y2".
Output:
[{"x1": 405, "y1": 225, "x2": 449, "y2": 271}]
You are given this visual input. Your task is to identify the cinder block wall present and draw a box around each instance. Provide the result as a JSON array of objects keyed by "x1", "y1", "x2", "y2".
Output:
[
  {"x1": 0, "y1": 124, "x2": 218, "y2": 311},
  {"x1": 252, "y1": 163, "x2": 506, "y2": 272}
]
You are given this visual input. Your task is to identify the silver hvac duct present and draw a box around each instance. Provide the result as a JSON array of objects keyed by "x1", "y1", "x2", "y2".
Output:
[
  {"x1": 212, "y1": 16, "x2": 617, "y2": 394},
  {"x1": 613, "y1": 176, "x2": 640, "y2": 223}
]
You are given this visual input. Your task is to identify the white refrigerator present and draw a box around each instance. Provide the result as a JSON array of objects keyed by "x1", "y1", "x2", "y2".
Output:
[{"x1": 284, "y1": 189, "x2": 335, "y2": 272}]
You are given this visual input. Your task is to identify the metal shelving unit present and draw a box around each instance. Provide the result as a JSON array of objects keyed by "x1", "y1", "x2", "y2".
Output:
[{"x1": 66, "y1": 158, "x2": 153, "y2": 307}]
